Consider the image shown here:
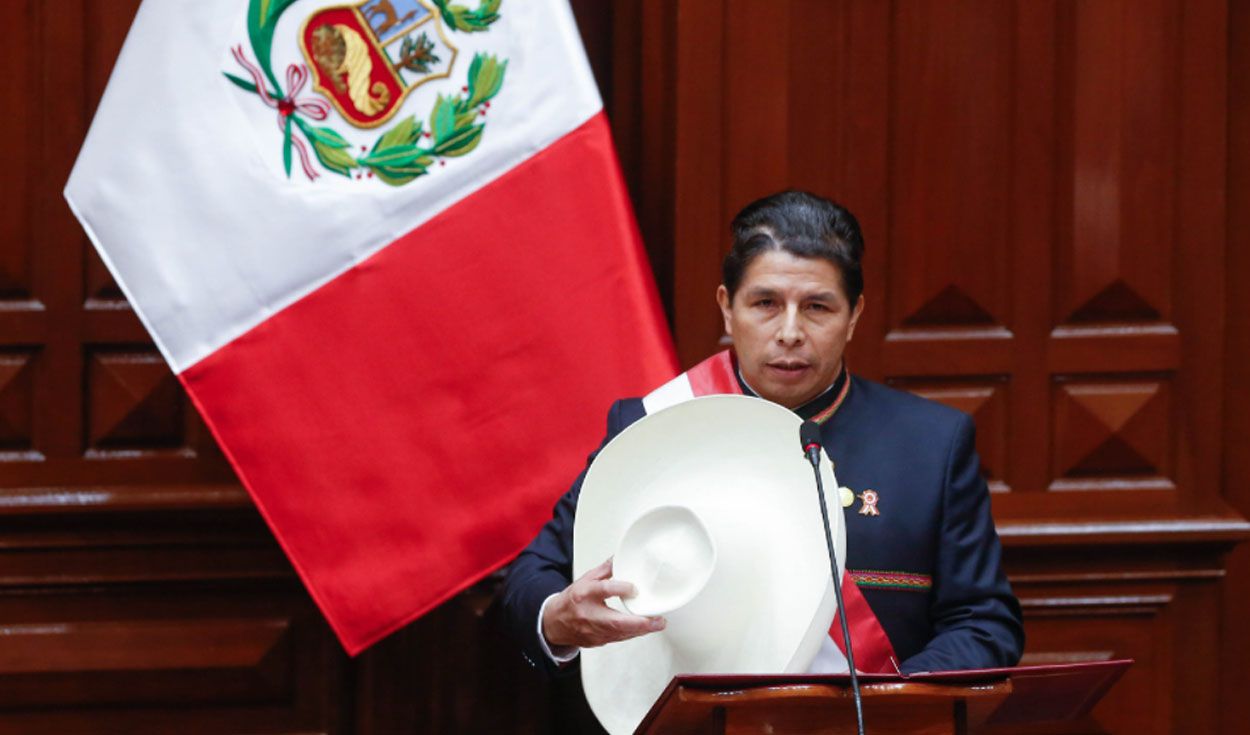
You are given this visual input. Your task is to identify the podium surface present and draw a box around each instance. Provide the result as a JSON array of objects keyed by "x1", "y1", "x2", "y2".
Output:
[{"x1": 636, "y1": 660, "x2": 1131, "y2": 735}]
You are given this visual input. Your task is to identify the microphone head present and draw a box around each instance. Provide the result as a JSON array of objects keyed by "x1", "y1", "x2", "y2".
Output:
[{"x1": 799, "y1": 420, "x2": 822, "y2": 452}]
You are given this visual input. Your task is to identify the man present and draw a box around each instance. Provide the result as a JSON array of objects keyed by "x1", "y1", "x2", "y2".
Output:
[{"x1": 499, "y1": 190, "x2": 1023, "y2": 680}]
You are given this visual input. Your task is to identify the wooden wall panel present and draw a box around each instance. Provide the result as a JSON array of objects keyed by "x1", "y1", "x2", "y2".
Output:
[
  {"x1": 1050, "y1": 376, "x2": 1174, "y2": 491},
  {"x1": 2, "y1": 0, "x2": 232, "y2": 492},
  {"x1": 0, "y1": 504, "x2": 348, "y2": 733},
  {"x1": 1219, "y1": 2, "x2": 1250, "y2": 733},
  {"x1": 0, "y1": 350, "x2": 35, "y2": 454},
  {"x1": 1057, "y1": 0, "x2": 1178, "y2": 326},
  {"x1": 1012, "y1": 589, "x2": 1175, "y2": 735},
  {"x1": 2, "y1": 1, "x2": 1247, "y2": 733},
  {"x1": 0, "y1": 1, "x2": 351, "y2": 731},
  {"x1": 670, "y1": 0, "x2": 728, "y2": 368},
  {"x1": 0, "y1": 2, "x2": 34, "y2": 302},
  {"x1": 888, "y1": 0, "x2": 1013, "y2": 332}
]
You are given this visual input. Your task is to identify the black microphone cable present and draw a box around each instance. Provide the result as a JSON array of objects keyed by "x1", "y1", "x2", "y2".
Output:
[{"x1": 800, "y1": 420, "x2": 866, "y2": 735}]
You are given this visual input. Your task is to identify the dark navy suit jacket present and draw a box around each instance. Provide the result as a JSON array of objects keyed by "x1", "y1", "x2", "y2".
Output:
[{"x1": 498, "y1": 375, "x2": 1024, "y2": 677}]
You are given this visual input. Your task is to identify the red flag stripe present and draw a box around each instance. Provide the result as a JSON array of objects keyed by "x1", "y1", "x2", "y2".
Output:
[{"x1": 181, "y1": 113, "x2": 676, "y2": 654}]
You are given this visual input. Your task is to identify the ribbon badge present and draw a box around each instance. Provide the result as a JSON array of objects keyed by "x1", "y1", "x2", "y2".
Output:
[{"x1": 858, "y1": 489, "x2": 881, "y2": 517}]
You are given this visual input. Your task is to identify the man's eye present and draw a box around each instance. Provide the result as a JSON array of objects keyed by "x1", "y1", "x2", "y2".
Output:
[
  {"x1": 807, "y1": 302, "x2": 830, "y2": 312},
  {"x1": 754, "y1": 299, "x2": 775, "y2": 308}
]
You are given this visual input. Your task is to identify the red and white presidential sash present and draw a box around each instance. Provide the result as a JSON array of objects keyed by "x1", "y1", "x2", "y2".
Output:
[{"x1": 642, "y1": 350, "x2": 899, "y2": 674}]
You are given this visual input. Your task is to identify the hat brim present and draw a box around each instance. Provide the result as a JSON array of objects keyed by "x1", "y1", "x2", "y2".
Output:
[{"x1": 574, "y1": 395, "x2": 843, "y2": 735}]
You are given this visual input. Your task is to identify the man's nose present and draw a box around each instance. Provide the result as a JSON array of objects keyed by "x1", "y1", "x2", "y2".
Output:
[{"x1": 776, "y1": 305, "x2": 804, "y2": 345}]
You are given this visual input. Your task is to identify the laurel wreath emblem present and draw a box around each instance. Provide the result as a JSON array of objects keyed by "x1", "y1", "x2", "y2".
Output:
[{"x1": 224, "y1": 0, "x2": 506, "y2": 185}]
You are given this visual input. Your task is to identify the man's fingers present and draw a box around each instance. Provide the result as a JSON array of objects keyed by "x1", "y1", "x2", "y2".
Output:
[
  {"x1": 605, "y1": 612, "x2": 666, "y2": 639},
  {"x1": 593, "y1": 578, "x2": 637, "y2": 600}
]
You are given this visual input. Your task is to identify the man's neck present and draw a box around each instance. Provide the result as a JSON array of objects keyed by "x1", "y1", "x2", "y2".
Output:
[{"x1": 735, "y1": 363, "x2": 848, "y2": 423}]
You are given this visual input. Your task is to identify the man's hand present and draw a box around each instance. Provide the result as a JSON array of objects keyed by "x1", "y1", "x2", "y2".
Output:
[{"x1": 542, "y1": 558, "x2": 666, "y2": 649}]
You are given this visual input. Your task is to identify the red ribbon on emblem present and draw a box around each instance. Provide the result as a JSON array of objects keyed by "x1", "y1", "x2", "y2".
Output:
[{"x1": 231, "y1": 46, "x2": 331, "y2": 181}]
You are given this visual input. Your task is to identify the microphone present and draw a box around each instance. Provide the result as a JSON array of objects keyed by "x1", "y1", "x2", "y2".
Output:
[
  {"x1": 800, "y1": 420, "x2": 823, "y2": 465},
  {"x1": 799, "y1": 420, "x2": 866, "y2": 735}
]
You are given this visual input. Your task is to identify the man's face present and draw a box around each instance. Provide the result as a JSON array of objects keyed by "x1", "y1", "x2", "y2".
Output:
[{"x1": 717, "y1": 249, "x2": 864, "y2": 409}]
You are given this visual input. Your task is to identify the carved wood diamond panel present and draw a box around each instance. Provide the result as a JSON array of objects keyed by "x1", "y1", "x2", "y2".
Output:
[
  {"x1": 80, "y1": 0, "x2": 139, "y2": 310},
  {"x1": 85, "y1": 247, "x2": 124, "y2": 304},
  {"x1": 0, "y1": 2, "x2": 35, "y2": 302},
  {"x1": 1052, "y1": 377, "x2": 1172, "y2": 490},
  {"x1": 86, "y1": 350, "x2": 186, "y2": 453},
  {"x1": 0, "y1": 0, "x2": 223, "y2": 489},
  {"x1": 1054, "y1": 0, "x2": 1178, "y2": 326},
  {"x1": 0, "y1": 351, "x2": 35, "y2": 451},
  {"x1": 888, "y1": 0, "x2": 1012, "y2": 331}
]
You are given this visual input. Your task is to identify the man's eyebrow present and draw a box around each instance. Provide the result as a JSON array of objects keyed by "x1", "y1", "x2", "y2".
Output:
[{"x1": 741, "y1": 287, "x2": 841, "y2": 302}]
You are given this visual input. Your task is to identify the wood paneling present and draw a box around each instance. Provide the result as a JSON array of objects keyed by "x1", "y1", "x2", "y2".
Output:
[
  {"x1": 1050, "y1": 377, "x2": 1173, "y2": 490},
  {"x1": 2, "y1": 0, "x2": 232, "y2": 491},
  {"x1": 889, "y1": 0, "x2": 1013, "y2": 332},
  {"x1": 619, "y1": 1, "x2": 1248, "y2": 733},
  {"x1": 1220, "y1": 2, "x2": 1250, "y2": 733},
  {"x1": 1, "y1": 1, "x2": 1247, "y2": 733},
  {"x1": 0, "y1": 350, "x2": 35, "y2": 453}
]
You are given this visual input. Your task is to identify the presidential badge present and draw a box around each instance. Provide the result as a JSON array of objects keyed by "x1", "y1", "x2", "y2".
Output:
[
  {"x1": 224, "y1": 0, "x2": 506, "y2": 184},
  {"x1": 858, "y1": 489, "x2": 881, "y2": 517}
]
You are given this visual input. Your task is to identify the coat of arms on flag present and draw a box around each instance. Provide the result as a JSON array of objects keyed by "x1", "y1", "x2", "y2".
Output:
[{"x1": 225, "y1": 0, "x2": 504, "y2": 184}]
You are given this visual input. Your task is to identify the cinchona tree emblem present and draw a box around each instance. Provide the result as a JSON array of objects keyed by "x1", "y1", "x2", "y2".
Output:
[{"x1": 225, "y1": 0, "x2": 506, "y2": 185}]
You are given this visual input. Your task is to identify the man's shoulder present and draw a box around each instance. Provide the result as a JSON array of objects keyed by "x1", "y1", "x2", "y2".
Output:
[
  {"x1": 845, "y1": 375, "x2": 971, "y2": 433},
  {"x1": 606, "y1": 397, "x2": 648, "y2": 435}
]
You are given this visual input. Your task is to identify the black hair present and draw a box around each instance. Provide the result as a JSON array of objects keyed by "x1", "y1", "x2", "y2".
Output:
[{"x1": 722, "y1": 190, "x2": 865, "y2": 304}]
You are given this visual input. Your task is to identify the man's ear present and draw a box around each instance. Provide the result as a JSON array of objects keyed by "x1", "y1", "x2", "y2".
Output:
[
  {"x1": 847, "y1": 294, "x2": 865, "y2": 342},
  {"x1": 716, "y1": 285, "x2": 733, "y2": 338}
]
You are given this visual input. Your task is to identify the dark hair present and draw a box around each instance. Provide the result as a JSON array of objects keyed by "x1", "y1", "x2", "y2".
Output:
[{"x1": 722, "y1": 190, "x2": 865, "y2": 304}]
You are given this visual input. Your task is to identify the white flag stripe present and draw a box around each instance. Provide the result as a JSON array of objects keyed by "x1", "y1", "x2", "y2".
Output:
[{"x1": 66, "y1": 0, "x2": 601, "y2": 373}]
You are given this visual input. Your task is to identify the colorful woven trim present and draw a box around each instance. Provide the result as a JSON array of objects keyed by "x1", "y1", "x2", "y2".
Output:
[
  {"x1": 849, "y1": 569, "x2": 932, "y2": 592},
  {"x1": 810, "y1": 367, "x2": 851, "y2": 425}
]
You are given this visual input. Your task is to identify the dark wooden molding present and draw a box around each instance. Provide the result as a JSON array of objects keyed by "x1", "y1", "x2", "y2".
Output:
[
  {"x1": 0, "y1": 484, "x2": 252, "y2": 516},
  {"x1": 997, "y1": 513, "x2": 1250, "y2": 548}
]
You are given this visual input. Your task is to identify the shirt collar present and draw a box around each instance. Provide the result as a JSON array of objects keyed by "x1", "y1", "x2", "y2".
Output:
[{"x1": 734, "y1": 362, "x2": 849, "y2": 424}]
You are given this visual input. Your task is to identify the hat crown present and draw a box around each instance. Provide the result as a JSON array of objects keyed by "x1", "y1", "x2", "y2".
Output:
[{"x1": 616, "y1": 505, "x2": 716, "y2": 618}]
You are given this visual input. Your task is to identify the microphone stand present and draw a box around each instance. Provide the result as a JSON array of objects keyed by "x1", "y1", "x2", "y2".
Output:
[{"x1": 802, "y1": 421, "x2": 866, "y2": 735}]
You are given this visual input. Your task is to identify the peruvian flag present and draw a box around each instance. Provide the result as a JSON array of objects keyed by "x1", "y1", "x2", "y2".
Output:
[{"x1": 65, "y1": 0, "x2": 676, "y2": 654}]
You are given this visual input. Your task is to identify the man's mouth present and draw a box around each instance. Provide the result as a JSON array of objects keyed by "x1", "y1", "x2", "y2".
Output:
[{"x1": 766, "y1": 361, "x2": 810, "y2": 375}]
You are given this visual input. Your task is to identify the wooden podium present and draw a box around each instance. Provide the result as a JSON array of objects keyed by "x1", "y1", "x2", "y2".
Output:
[{"x1": 634, "y1": 660, "x2": 1131, "y2": 734}]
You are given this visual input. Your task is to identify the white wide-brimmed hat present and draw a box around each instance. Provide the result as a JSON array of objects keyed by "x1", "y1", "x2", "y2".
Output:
[{"x1": 573, "y1": 395, "x2": 844, "y2": 735}]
